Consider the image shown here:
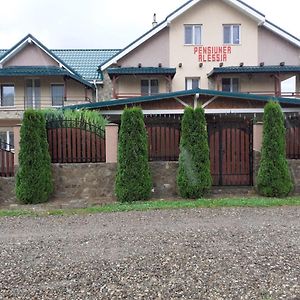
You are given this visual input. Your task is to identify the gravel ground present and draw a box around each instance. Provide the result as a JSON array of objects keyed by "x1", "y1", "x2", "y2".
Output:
[{"x1": 0, "y1": 207, "x2": 299, "y2": 300}]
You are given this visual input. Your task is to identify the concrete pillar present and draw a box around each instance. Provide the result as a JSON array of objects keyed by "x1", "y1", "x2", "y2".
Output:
[
  {"x1": 13, "y1": 124, "x2": 21, "y2": 167},
  {"x1": 253, "y1": 122, "x2": 263, "y2": 152},
  {"x1": 105, "y1": 123, "x2": 119, "y2": 163}
]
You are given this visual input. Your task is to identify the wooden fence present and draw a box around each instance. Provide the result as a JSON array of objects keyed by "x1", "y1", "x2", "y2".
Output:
[
  {"x1": 47, "y1": 120, "x2": 106, "y2": 163},
  {"x1": 0, "y1": 141, "x2": 14, "y2": 177}
]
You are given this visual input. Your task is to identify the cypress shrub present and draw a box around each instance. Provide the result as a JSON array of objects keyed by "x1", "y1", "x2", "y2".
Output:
[
  {"x1": 16, "y1": 110, "x2": 53, "y2": 204},
  {"x1": 115, "y1": 107, "x2": 152, "y2": 202},
  {"x1": 256, "y1": 101, "x2": 293, "y2": 197},
  {"x1": 177, "y1": 106, "x2": 212, "y2": 198}
]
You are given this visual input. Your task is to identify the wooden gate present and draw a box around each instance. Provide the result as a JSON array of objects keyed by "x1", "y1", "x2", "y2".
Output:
[
  {"x1": 146, "y1": 116, "x2": 181, "y2": 161},
  {"x1": 286, "y1": 119, "x2": 300, "y2": 159},
  {"x1": 47, "y1": 120, "x2": 106, "y2": 163},
  {"x1": 0, "y1": 142, "x2": 14, "y2": 177},
  {"x1": 208, "y1": 121, "x2": 253, "y2": 186}
]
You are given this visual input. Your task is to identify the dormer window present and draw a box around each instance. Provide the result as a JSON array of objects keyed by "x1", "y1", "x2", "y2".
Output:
[
  {"x1": 223, "y1": 24, "x2": 241, "y2": 45},
  {"x1": 184, "y1": 25, "x2": 202, "y2": 45}
]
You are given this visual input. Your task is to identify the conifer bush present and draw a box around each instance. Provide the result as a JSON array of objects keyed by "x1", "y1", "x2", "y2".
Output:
[
  {"x1": 115, "y1": 107, "x2": 152, "y2": 202},
  {"x1": 16, "y1": 110, "x2": 53, "y2": 204},
  {"x1": 177, "y1": 106, "x2": 212, "y2": 198},
  {"x1": 256, "y1": 101, "x2": 293, "y2": 197}
]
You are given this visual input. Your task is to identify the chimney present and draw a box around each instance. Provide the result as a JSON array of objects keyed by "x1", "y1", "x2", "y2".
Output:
[{"x1": 152, "y1": 13, "x2": 158, "y2": 28}]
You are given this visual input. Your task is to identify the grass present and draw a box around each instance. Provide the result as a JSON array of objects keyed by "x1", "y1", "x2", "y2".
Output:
[{"x1": 0, "y1": 197, "x2": 300, "y2": 218}]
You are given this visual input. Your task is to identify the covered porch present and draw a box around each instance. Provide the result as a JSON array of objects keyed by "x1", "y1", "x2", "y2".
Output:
[
  {"x1": 107, "y1": 67, "x2": 176, "y2": 99},
  {"x1": 208, "y1": 65, "x2": 300, "y2": 98}
]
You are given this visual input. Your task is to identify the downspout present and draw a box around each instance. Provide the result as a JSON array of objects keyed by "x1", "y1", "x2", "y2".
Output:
[{"x1": 93, "y1": 80, "x2": 98, "y2": 102}]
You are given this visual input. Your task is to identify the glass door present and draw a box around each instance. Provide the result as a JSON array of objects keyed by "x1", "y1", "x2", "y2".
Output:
[{"x1": 25, "y1": 79, "x2": 41, "y2": 109}]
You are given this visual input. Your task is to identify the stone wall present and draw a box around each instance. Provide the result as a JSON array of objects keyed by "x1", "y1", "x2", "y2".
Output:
[
  {"x1": 0, "y1": 162, "x2": 180, "y2": 207},
  {"x1": 0, "y1": 177, "x2": 17, "y2": 206},
  {"x1": 2, "y1": 159, "x2": 300, "y2": 208},
  {"x1": 288, "y1": 160, "x2": 300, "y2": 194}
]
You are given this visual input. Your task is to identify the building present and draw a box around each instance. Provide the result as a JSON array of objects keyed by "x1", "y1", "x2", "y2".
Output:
[
  {"x1": 0, "y1": 34, "x2": 119, "y2": 146},
  {"x1": 99, "y1": 0, "x2": 300, "y2": 100}
]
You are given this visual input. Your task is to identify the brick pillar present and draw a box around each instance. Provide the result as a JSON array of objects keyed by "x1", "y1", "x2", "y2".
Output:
[
  {"x1": 253, "y1": 122, "x2": 263, "y2": 185},
  {"x1": 13, "y1": 124, "x2": 22, "y2": 167},
  {"x1": 253, "y1": 122, "x2": 263, "y2": 152},
  {"x1": 105, "y1": 123, "x2": 119, "y2": 163}
]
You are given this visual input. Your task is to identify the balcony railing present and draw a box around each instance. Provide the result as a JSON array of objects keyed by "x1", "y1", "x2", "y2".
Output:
[
  {"x1": 244, "y1": 91, "x2": 300, "y2": 98},
  {"x1": 0, "y1": 96, "x2": 92, "y2": 111}
]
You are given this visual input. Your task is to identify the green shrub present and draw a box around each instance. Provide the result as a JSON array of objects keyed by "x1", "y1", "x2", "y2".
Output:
[
  {"x1": 177, "y1": 106, "x2": 212, "y2": 198},
  {"x1": 115, "y1": 107, "x2": 152, "y2": 202},
  {"x1": 256, "y1": 101, "x2": 293, "y2": 197},
  {"x1": 42, "y1": 108, "x2": 108, "y2": 135},
  {"x1": 16, "y1": 110, "x2": 53, "y2": 204}
]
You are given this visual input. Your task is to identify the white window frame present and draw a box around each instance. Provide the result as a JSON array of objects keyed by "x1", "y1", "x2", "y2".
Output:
[
  {"x1": 141, "y1": 79, "x2": 159, "y2": 96},
  {"x1": 0, "y1": 130, "x2": 14, "y2": 150},
  {"x1": 185, "y1": 77, "x2": 200, "y2": 90},
  {"x1": 0, "y1": 84, "x2": 15, "y2": 107},
  {"x1": 223, "y1": 24, "x2": 241, "y2": 45},
  {"x1": 51, "y1": 83, "x2": 65, "y2": 107},
  {"x1": 222, "y1": 78, "x2": 240, "y2": 92},
  {"x1": 184, "y1": 24, "x2": 202, "y2": 45}
]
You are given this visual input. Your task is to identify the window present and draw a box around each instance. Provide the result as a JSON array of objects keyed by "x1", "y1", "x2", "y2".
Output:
[
  {"x1": 1, "y1": 85, "x2": 15, "y2": 106},
  {"x1": 184, "y1": 25, "x2": 202, "y2": 45},
  {"x1": 185, "y1": 78, "x2": 200, "y2": 90},
  {"x1": 222, "y1": 78, "x2": 239, "y2": 92},
  {"x1": 223, "y1": 25, "x2": 240, "y2": 44},
  {"x1": 141, "y1": 79, "x2": 159, "y2": 96},
  {"x1": 51, "y1": 84, "x2": 64, "y2": 106},
  {"x1": 0, "y1": 130, "x2": 14, "y2": 150}
]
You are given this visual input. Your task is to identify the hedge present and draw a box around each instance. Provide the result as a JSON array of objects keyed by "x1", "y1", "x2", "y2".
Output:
[
  {"x1": 115, "y1": 107, "x2": 152, "y2": 202},
  {"x1": 16, "y1": 110, "x2": 53, "y2": 204},
  {"x1": 177, "y1": 106, "x2": 212, "y2": 198},
  {"x1": 256, "y1": 101, "x2": 293, "y2": 197}
]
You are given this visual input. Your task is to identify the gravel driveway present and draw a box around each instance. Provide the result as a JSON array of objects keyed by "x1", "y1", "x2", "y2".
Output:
[{"x1": 0, "y1": 207, "x2": 299, "y2": 299}]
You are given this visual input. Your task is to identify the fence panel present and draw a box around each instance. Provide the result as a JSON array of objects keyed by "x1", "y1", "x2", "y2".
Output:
[
  {"x1": 0, "y1": 141, "x2": 14, "y2": 177},
  {"x1": 207, "y1": 121, "x2": 253, "y2": 186},
  {"x1": 286, "y1": 119, "x2": 300, "y2": 159},
  {"x1": 146, "y1": 116, "x2": 181, "y2": 161},
  {"x1": 47, "y1": 120, "x2": 106, "y2": 163}
]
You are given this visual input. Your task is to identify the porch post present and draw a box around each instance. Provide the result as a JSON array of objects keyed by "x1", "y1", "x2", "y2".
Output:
[
  {"x1": 274, "y1": 74, "x2": 281, "y2": 97},
  {"x1": 13, "y1": 124, "x2": 22, "y2": 168},
  {"x1": 296, "y1": 75, "x2": 300, "y2": 97},
  {"x1": 105, "y1": 123, "x2": 119, "y2": 163},
  {"x1": 112, "y1": 76, "x2": 119, "y2": 99}
]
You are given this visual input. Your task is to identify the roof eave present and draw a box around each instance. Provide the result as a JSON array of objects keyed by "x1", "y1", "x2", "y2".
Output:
[{"x1": 262, "y1": 21, "x2": 300, "y2": 47}]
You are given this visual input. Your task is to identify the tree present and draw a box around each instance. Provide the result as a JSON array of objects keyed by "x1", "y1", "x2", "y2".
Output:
[
  {"x1": 177, "y1": 106, "x2": 212, "y2": 198},
  {"x1": 256, "y1": 101, "x2": 293, "y2": 197},
  {"x1": 115, "y1": 107, "x2": 152, "y2": 202},
  {"x1": 16, "y1": 110, "x2": 53, "y2": 204}
]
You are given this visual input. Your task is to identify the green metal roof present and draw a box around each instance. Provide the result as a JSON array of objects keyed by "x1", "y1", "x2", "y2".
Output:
[
  {"x1": 208, "y1": 65, "x2": 300, "y2": 77},
  {"x1": 107, "y1": 67, "x2": 176, "y2": 78},
  {"x1": 64, "y1": 88, "x2": 300, "y2": 110},
  {"x1": 0, "y1": 34, "x2": 120, "y2": 82},
  {"x1": 0, "y1": 66, "x2": 94, "y2": 88},
  {"x1": 53, "y1": 49, "x2": 120, "y2": 81}
]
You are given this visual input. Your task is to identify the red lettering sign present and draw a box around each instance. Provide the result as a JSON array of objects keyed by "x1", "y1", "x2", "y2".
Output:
[{"x1": 194, "y1": 46, "x2": 233, "y2": 63}]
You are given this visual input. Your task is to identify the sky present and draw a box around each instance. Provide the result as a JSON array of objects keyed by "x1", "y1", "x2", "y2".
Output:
[{"x1": 0, "y1": 0, "x2": 299, "y2": 50}]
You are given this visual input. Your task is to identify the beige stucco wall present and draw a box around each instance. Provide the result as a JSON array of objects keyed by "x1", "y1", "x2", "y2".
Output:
[
  {"x1": 116, "y1": 76, "x2": 169, "y2": 96},
  {"x1": 258, "y1": 27, "x2": 300, "y2": 65},
  {"x1": 0, "y1": 76, "x2": 91, "y2": 118},
  {"x1": 169, "y1": 0, "x2": 259, "y2": 91},
  {"x1": 3, "y1": 44, "x2": 59, "y2": 67},
  {"x1": 119, "y1": 28, "x2": 170, "y2": 67}
]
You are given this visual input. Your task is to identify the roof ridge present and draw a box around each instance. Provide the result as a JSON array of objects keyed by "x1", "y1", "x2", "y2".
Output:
[{"x1": 52, "y1": 49, "x2": 121, "y2": 51}]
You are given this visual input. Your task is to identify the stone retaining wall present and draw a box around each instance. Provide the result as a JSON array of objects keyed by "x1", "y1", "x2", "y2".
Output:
[{"x1": 2, "y1": 159, "x2": 300, "y2": 207}]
